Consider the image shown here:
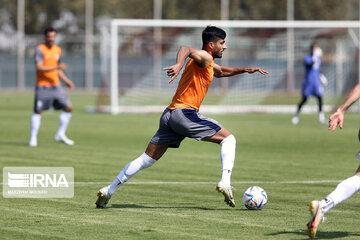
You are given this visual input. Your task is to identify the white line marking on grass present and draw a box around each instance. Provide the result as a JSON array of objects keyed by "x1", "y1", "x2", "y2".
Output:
[
  {"x1": 0, "y1": 180, "x2": 341, "y2": 185},
  {"x1": 74, "y1": 180, "x2": 341, "y2": 185}
]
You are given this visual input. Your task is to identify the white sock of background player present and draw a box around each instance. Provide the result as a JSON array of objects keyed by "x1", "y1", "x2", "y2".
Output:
[
  {"x1": 56, "y1": 111, "x2": 72, "y2": 137},
  {"x1": 30, "y1": 113, "x2": 41, "y2": 142}
]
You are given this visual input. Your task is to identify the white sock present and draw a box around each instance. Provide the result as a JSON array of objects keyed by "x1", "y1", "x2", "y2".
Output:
[
  {"x1": 321, "y1": 175, "x2": 360, "y2": 214},
  {"x1": 318, "y1": 111, "x2": 325, "y2": 122},
  {"x1": 219, "y1": 135, "x2": 236, "y2": 186},
  {"x1": 108, "y1": 153, "x2": 157, "y2": 196},
  {"x1": 30, "y1": 113, "x2": 41, "y2": 141},
  {"x1": 56, "y1": 112, "x2": 72, "y2": 136}
]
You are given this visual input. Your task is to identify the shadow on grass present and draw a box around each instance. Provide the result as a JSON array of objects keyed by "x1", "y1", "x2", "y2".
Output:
[
  {"x1": 109, "y1": 203, "x2": 251, "y2": 211},
  {"x1": 266, "y1": 230, "x2": 360, "y2": 239},
  {"x1": 0, "y1": 140, "x2": 28, "y2": 147}
]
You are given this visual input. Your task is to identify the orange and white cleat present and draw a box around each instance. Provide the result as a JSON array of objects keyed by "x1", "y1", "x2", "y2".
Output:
[
  {"x1": 307, "y1": 200, "x2": 325, "y2": 239},
  {"x1": 96, "y1": 185, "x2": 111, "y2": 209},
  {"x1": 216, "y1": 181, "x2": 235, "y2": 208}
]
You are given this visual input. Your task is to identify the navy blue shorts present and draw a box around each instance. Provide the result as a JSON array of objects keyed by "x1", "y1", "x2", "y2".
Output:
[
  {"x1": 150, "y1": 108, "x2": 223, "y2": 148},
  {"x1": 302, "y1": 84, "x2": 323, "y2": 98}
]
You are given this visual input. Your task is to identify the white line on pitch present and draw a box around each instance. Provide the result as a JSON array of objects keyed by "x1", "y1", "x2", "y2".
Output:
[
  {"x1": 71, "y1": 180, "x2": 341, "y2": 185},
  {"x1": 0, "y1": 180, "x2": 341, "y2": 185}
]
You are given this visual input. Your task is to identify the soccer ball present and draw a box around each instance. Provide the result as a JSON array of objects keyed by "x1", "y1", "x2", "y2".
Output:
[{"x1": 242, "y1": 186, "x2": 268, "y2": 210}]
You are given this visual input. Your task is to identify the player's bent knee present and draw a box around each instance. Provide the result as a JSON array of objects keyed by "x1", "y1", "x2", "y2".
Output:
[
  {"x1": 220, "y1": 134, "x2": 236, "y2": 147},
  {"x1": 355, "y1": 166, "x2": 360, "y2": 176},
  {"x1": 141, "y1": 153, "x2": 157, "y2": 168},
  {"x1": 64, "y1": 106, "x2": 72, "y2": 112},
  {"x1": 145, "y1": 143, "x2": 168, "y2": 160}
]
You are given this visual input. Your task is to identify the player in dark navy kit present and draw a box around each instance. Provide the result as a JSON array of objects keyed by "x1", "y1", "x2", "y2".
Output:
[{"x1": 292, "y1": 43, "x2": 325, "y2": 125}]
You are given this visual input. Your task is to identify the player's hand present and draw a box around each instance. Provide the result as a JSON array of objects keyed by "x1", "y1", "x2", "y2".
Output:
[
  {"x1": 163, "y1": 63, "x2": 182, "y2": 83},
  {"x1": 247, "y1": 67, "x2": 269, "y2": 75},
  {"x1": 328, "y1": 109, "x2": 345, "y2": 132},
  {"x1": 58, "y1": 63, "x2": 68, "y2": 71},
  {"x1": 66, "y1": 80, "x2": 74, "y2": 90}
]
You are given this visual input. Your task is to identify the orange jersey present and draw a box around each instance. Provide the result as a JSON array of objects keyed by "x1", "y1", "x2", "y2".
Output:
[
  {"x1": 35, "y1": 44, "x2": 61, "y2": 86},
  {"x1": 168, "y1": 59, "x2": 215, "y2": 111}
]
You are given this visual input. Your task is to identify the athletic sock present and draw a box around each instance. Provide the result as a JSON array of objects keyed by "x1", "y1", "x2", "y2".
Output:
[
  {"x1": 108, "y1": 153, "x2": 157, "y2": 196},
  {"x1": 318, "y1": 111, "x2": 325, "y2": 123},
  {"x1": 321, "y1": 175, "x2": 360, "y2": 214},
  {"x1": 56, "y1": 112, "x2": 72, "y2": 136},
  {"x1": 30, "y1": 113, "x2": 41, "y2": 140},
  {"x1": 219, "y1": 135, "x2": 236, "y2": 186}
]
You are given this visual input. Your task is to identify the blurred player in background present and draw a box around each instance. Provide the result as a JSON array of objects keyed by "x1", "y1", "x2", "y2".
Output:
[
  {"x1": 292, "y1": 42, "x2": 326, "y2": 125},
  {"x1": 307, "y1": 83, "x2": 360, "y2": 239},
  {"x1": 96, "y1": 26, "x2": 268, "y2": 208},
  {"x1": 29, "y1": 27, "x2": 75, "y2": 147}
]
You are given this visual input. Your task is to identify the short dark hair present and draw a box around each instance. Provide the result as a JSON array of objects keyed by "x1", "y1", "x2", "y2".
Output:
[
  {"x1": 44, "y1": 27, "x2": 57, "y2": 36},
  {"x1": 310, "y1": 42, "x2": 318, "y2": 51},
  {"x1": 202, "y1": 26, "x2": 226, "y2": 47}
]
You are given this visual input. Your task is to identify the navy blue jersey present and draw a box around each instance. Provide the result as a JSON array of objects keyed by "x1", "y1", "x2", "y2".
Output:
[{"x1": 302, "y1": 54, "x2": 322, "y2": 97}]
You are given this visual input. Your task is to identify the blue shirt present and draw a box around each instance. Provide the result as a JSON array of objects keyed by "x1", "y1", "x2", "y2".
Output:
[{"x1": 303, "y1": 54, "x2": 321, "y2": 86}]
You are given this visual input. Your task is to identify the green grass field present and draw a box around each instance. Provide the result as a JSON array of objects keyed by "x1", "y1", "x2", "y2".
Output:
[{"x1": 1, "y1": 92, "x2": 360, "y2": 240}]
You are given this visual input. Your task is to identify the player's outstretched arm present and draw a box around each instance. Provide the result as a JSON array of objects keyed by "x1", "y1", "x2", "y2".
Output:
[
  {"x1": 329, "y1": 84, "x2": 360, "y2": 132},
  {"x1": 59, "y1": 70, "x2": 74, "y2": 89},
  {"x1": 36, "y1": 61, "x2": 68, "y2": 72},
  {"x1": 213, "y1": 64, "x2": 268, "y2": 78},
  {"x1": 163, "y1": 46, "x2": 212, "y2": 83}
]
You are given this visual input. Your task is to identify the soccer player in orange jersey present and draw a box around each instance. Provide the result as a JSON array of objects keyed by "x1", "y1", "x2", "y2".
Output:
[
  {"x1": 29, "y1": 27, "x2": 75, "y2": 147},
  {"x1": 96, "y1": 26, "x2": 268, "y2": 208}
]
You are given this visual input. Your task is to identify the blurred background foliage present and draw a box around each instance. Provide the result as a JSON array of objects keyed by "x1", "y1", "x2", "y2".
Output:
[{"x1": 0, "y1": 0, "x2": 359, "y2": 35}]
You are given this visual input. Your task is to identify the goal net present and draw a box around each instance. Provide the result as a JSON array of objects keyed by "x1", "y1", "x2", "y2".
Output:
[{"x1": 94, "y1": 19, "x2": 360, "y2": 114}]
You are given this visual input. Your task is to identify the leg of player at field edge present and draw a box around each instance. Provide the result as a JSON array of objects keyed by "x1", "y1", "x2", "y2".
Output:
[
  {"x1": 307, "y1": 84, "x2": 360, "y2": 238},
  {"x1": 321, "y1": 167, "x2": 360, "y2": 214},
  {"x1": 307, "y1": 167, "x2": 360, "y2": 239}
]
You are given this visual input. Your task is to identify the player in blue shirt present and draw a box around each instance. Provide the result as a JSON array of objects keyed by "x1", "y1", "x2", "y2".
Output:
[{"x1": 292, "y1": 43, "x2": 325, "y2": 124}]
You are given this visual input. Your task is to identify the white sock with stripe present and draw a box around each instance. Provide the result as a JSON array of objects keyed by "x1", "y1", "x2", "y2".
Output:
[{"x1": 321, "y1": 175, "x2": 360, "y2": 214}]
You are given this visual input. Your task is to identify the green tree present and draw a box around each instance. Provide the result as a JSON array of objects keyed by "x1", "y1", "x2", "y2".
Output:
[
  {"x1": 295, "y1": 0, "x2": 359, "y2": 20},
  {"x1": 1, "y1": 0, "x2": 360, "y2": 36},
  {"x1": 229, "y1": 0, "x2": 286, "y2": 20}
]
